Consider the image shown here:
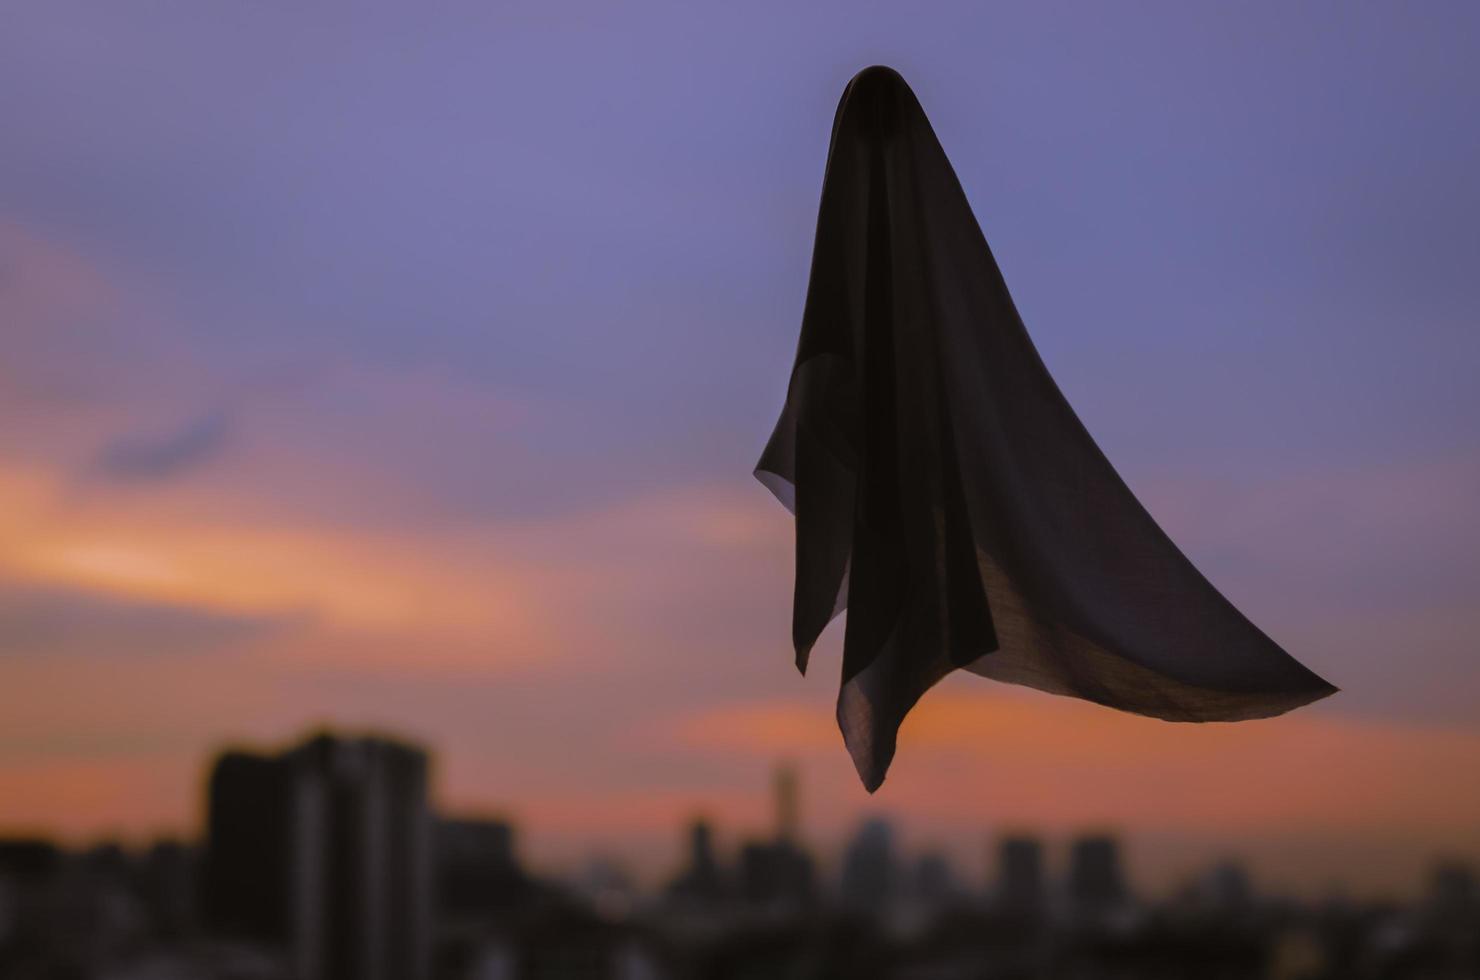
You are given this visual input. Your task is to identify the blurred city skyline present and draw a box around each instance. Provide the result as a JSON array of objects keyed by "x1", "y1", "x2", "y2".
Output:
[
  {"x1": 2, "y1": 725, "x2": 1480, "y2": 977},
  {"x1": 3, "y1": 2, "x2": 1479, "y2": 902},
  {"x1": 3, "y1": 727, "x2": 1476, "y2": 978},
  {"x1": 12, "y1": 726, "x2": 1477, "y2": 908}
]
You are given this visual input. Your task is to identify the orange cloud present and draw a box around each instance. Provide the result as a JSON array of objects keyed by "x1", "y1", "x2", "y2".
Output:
[
  {"x1": 666, "y1": 684, "x2": 1480, "y2": 837},
  {"x1": 2, "y1": 447, "x2": 785, "y2": 656}
]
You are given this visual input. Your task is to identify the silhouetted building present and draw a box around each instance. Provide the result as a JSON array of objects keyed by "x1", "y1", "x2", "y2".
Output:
[
  {"x1": 774, "y1": 763, "x2": 800, "y2": 844},
  {"x1": 203, "y1": 751, "x2": 291, "y2": 943},
  {"x1": 666, "y1": 818, "x2": 725, "y2": 906},
  {"x1": 1430, "y1": 861, "x2": 1477, "y2": 913},
  {"x1": 1, "y1": 838, "x2": 148, "y2": 975},
  {"x1": 438, "y1": 816, "x2": 531, "y2": 917},
  {"x1": 508, "y1": 902, "x2": 664, "y2": 980},
  {"x1": 204, "y1": 732, "x2": 432, "y2": 980},
  {"x1": 1428, "y1": 860, "x2": 1478, "y2": 938},
  {"x1": 0, "y1": 839, "x2": 63, "y2": 962},
  {"x1": 0, "y1": 839, "x2": 62, "y2": 880},
  {"x1": 738, "y1": 839, "x2": 814, "y2": 911},
  {"x1": 1067, "y1": 835, "x2": 1128, "y2": 918},
  {"x1": 572, "y1": 857, "x2": 641, "y2": 921},
  {"x1": 996, "y1": 835, "x2": 1044, "y2": 914},
  {"x1": 910, "y1": 851, "x2": 959, "y2": 908},
  {"x1": 839, "y1": 818, "x2": 897, "y2": 914},
  {"x1": 1203, "y1": 860, "x2": 1253, "y2": 911},
  {"x1": 139, "y1": 839, "x2": 197, "y2": 940},
  {"x1": 733, "y1": 765, "x2": 816, "y2": 912}
]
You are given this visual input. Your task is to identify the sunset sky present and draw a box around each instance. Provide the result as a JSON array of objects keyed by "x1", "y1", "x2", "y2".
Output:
[{"x1": 3, "y1": 3, "x2": 1478, "y2": 898}]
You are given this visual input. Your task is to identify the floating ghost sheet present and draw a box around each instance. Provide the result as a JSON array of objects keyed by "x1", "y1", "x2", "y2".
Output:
[{"x1": 755, "y1": 66, "x2": 1337, "y2": 792}]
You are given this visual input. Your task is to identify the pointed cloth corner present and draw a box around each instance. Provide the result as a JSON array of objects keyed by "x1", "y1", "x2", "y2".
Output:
[{"x1": 755, "y1": 66, "x2": 1337, "y2": 792}]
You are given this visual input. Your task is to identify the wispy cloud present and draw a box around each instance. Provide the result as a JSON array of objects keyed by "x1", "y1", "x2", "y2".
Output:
[
  {"x1": 90, "y1": 409, "x2": 234, "y2": 482},
  {"x1": 0, "y1": 578, "x2": 297, "y2": 659}
]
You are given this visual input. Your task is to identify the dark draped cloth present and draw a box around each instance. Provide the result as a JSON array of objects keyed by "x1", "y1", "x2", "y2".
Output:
[{"x1": 755, "y1": 66, "x2": 1337, "y2": 792}]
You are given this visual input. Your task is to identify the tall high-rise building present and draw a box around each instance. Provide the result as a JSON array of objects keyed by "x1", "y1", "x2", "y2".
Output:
[
  {"x1": 911, "y1": 851, "x2": 959, "y2": 907},
  {"x1": 1067, "y1": 835, "x2": 1127, "y2": 916},
  {"x1": 738, "y1": 836, "x2": 814, "y2": 910},
  {"x1": 1429, "y1": 861, "x2": 1478, "y2": 929},
  {"x1": 996, "y1": 836, "x2": 1044, "y2": 913},
  {"x1": 840, "y1": 818, "x2": 897, "y2": 914},
  {"x1": 665, "y1": 818, "x2": 725, "y2": 905},
  {"x1": 203, "y1": 732, "x2": 431, "y2": 980},
  {"x1": 202, "y1": 751, "x2": 293, "y2": 944},
  {"x1": 1202, "y1": 860, "x2": 1253, "y2": 911},
  {"x1": 736, "y1": 766, "x2": 815, "y2": 912},
  {"x1": 774, "y1": 763, "x2": 800, "y2": 844}
]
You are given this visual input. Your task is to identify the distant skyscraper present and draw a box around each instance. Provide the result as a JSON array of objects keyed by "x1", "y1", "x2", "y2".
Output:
[
  {"x1": 665, "y1": 818, "x2": 725, "y2": 905},
  {"x1": 736, "y1": 766, "x2": 815, "y2": 911},
  {"x1": 204, "y1": 732, "x2": 431, "y2": 980},
  {"x1": 996, "y1": 836, "x2": 1044, "y2": 913},
  {"x1": 1429, "y1": 860, "x2": 1478, "y2": 927},
  {"x1": 911, "y1": 851, "x2": 959, "y2": 907},
  {"x1": 840, "y1": 818, "x2": 897, "y2": 914},
  {"x1": 738, "y1": 837, "x2": 814, "y2": 910},
  {"x1": 1067, "y1": 835, "x2": 1127, "y2": 916},
  {"x1": 1203, "y1": 860, "x2": 1253, "y2": 911},
  {"x1": 774, "y1": 763, "x2": 800, "y2": 844}
]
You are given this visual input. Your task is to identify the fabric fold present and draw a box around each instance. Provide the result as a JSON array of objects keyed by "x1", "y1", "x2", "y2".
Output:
[{"x1": 756, "y1": 66, "x2": 1337, "y2": 792}]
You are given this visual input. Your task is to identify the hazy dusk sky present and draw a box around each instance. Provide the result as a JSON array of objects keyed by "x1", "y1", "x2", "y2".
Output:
[{"x1": 2, "y1": 2, "x2": 1478, "y2": 896}]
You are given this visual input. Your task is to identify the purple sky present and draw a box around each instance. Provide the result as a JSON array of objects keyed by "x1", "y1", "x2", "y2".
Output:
[{"x1": 2, "y1": 3, "x2": 1478, "y2": 893}]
